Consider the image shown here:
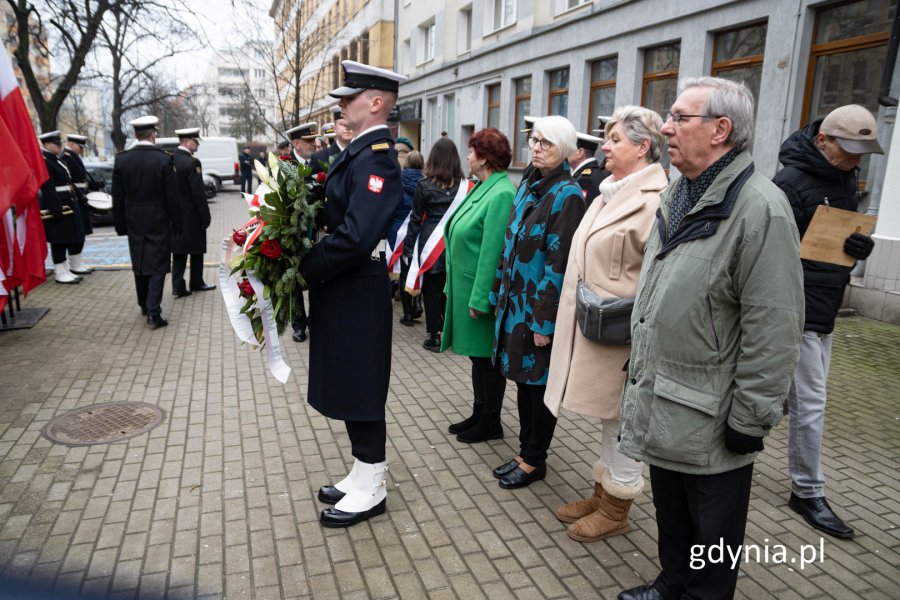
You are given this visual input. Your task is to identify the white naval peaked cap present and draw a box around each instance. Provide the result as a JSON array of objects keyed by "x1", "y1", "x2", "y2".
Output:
[
  {"x1": 329, "y1": 61, "x2": 408, "y2": 98},
  {"x1": 66, "y1": 134, "x2": 88, "y2": 145},
  {"x1": 321, "y1": 122, "x2": 335, "y2": 138},
  {"x1": 174, "y1": 127, "x2": 202, "y2": 139},
  {"x1": 285, "y1": 122, "x2": 318, "y2": 140},
  {"x1": 129, "y1": 115, "x2": 159, "y2": 132},
  {"x1": 520, "y1": 115, "x2": 538, "y2": 133},
  {"x1": 39, "y1": 130, "x2": 63, "y2": 143},
  {"x1": 575, "y1": 132, "x2": 603, "y2": 152},
  {"x1": 592, "y1": 115, "x2": 612, "y2": 135}
]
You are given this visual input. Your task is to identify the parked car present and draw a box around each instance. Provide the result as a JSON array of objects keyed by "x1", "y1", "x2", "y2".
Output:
[{"x1": 155, "y1": 136, "x2": 240, "y2": 190}]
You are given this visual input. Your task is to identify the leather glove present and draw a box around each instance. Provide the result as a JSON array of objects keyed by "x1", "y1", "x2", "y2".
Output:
[
  {"x1": 724, "y1": 424, "x2": 764, "y2": 455},
  {"x1": 844, "y1": 232, "x2": 874, "y2": 260}
]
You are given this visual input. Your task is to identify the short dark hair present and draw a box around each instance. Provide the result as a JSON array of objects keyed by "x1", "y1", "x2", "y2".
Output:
[
  {"x1": 405, "y1": 150, "x2": 424, "y2": 170},
  {"x1": 135, "y1": 129, "x2": 154, "y2": 141},
  {"x1": 423, "y1": 138, "x2": 464, "y2": 189},
  {"x1": 468, "y1": 128, "x2": 512, "y2": 172}
]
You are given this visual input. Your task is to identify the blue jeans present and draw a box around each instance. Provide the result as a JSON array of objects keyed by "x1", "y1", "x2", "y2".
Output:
[{"x1": 787, "y1": 330, "x2": 832, "y2": 498}]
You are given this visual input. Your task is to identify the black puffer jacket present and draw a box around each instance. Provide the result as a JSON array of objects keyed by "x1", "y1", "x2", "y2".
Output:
[
  {"x1": 772, "y1": 119, "x2": 859, "y2": 334},
  {"x1": 402, "y1": 177, "x2": 460, "y2": 274}
]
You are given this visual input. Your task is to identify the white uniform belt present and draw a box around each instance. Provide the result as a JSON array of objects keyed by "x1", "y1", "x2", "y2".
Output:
[
  {"x1": 55, "y1": 185, "x2": 73, "y2": 193},
  {"x1": 74, "y1": 183, "x2": 88, "y2": 189}
]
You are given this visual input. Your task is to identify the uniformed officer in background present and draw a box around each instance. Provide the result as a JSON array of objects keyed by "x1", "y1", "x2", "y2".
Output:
[
  {"x1": 39, "y1": 131, "x2": 87, "y2": 284},
  {"x1": 569, "y1": 132, "x2": 611, "y2": 207},
  {"x1": 276, "y1": 140, "x2": 292, "y2": 160},
  {"x1": 112, "y1": 115, "x2": 181, "y2": 329},
  {"x1": 300, "y1": 60, "x2": 407, "y2": 528},
  {"x1": 61, "y1": 133, "x2": 95, "y2": 274},
  {"x1": 170, "y1": 127, "x2": 214, "y2": 298},
  {"x1": 285, "y1": 122, "x2": 318, "y2": 166}
]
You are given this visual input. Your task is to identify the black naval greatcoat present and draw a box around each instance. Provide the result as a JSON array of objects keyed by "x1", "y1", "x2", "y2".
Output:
[
  {"x1": 572, "y1": 158, "x2": 610, "y2": 207},
  {"x1": 112, "y1": 144, "x2": 181, "y2": 275},
  {"x1": 39, "y1": 149, "x2": 86, "y2": 245},
  {"x1": 61, "y1": 148, "x2": 93, "y2": 235},
  {"x1": 300, "y1": 126, "x2": 402, "y2": 422},
  {"x1": 171, "y1": 148, "x2": 211, "y2": 255},
  {"x1": 310, "y1": 142, "x2": 342, "y2": 174}
]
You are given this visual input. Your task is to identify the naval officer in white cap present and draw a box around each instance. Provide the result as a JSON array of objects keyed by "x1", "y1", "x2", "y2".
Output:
[
  {"x1": 111, "y1": 115, "x2": 182, "y2": 328},
  {"x1": 299, "y1": 60, "x2": 407, "y2": 528}
]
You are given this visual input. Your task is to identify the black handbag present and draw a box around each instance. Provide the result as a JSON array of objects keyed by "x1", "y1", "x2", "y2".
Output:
[{"x1": 574, "y1": 280, "x2": 634, "y2": 344}]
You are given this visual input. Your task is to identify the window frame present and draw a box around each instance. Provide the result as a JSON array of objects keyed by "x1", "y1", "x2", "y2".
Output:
[
  {"x1": 588, "y1": 56, "x2": 617, "y2": 133},
  {"x1": 513, "y1": 76, "x2": 532, "y2": 168},
  {"x1": 486, "y1": 83, "x2": 501, "y2": 130},
  {"x1": 547, "y1": 66, "x2": 570, "y2": 118},
  {"x1": 492, "y1": 0, "x2": 516, "y2": 32}
]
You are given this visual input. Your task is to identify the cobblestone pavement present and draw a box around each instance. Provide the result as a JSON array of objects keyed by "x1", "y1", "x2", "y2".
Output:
[{"x1": 2, "y1": 189, "x2": 898, "y2": 599}]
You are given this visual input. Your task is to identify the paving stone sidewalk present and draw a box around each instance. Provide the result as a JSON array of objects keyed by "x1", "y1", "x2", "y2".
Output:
[{"x1": 1, "y1": 189, "x2": 897, "y2": 599}]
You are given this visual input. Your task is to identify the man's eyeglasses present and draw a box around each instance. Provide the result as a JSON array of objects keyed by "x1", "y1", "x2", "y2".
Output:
[
  {"x1": 527, "y1": 136, "x2": 554, "y2": 150},
  {"x1": 666, "y1": 112, "x2": 721, "y2": 124}
]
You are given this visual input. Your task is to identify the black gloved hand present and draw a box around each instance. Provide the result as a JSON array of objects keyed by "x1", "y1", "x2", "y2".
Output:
[
  {"x1": 724, "y1": 424, "x2": 764, "y2": 455},
  {"x1": 844, "y1": 232, "x2": 874, "y2": 260},
  {"x1": 308, "y1": 185, "x2": 326, "y2": 202}
]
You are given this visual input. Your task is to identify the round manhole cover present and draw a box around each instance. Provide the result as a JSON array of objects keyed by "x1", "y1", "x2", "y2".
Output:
[{"x1": 42, "y1": 402, "x2": 166, "y2": 446}]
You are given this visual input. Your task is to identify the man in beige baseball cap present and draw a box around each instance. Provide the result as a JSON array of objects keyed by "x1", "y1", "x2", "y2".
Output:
[{"x1": 771, "y1": 103, "x2": 882, "y2": 541}]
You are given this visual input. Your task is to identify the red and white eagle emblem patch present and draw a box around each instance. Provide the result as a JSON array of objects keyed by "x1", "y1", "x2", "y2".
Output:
[{"x1": 368, "y1": 175, "x2": 384, "y2": 193}]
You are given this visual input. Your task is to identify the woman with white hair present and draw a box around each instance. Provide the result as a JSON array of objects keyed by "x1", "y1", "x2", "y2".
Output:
[
  {"x1": 490, "y1": 115, "x2": 587, "y2": 489},
  {"x1": 545, "y1": 105, "x2": 667, "y2": 542}
]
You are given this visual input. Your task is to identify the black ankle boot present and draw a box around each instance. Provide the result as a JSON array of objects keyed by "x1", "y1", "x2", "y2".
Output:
[
  {"x1": 456, "y1": 419, "x2": 503, "y2": 443},
  {"x1": 399, "y1": 313, "x2": 415, "y2": 326},
  {"x1": 448, "y1": 406, "x2": 482, "y2": 434},
  {"x1": 423, "y1": 333, "x2": 440, "y2": 352}
]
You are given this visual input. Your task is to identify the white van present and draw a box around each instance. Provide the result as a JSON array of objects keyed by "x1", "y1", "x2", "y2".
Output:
[{"x1": 155, "y1": 136, "x2": 240, "y2": 190}]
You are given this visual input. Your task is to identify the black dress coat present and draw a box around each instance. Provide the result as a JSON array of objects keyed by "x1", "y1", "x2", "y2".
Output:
[
  {"x1": 310, "y1": 142, "x2": 342, "y2": 174},
  {"x1": 40, "y1": 149, "x2": 85, "y2": 245},
  {"x1": 300, "y1": 126, "x2": 402, "y2": 421},
  {"x1": 171, "y1": 148, "x2": 211, "y2": 255},
  {"x1": 572, "y1": 158, "x2": 610, "y2": 208},
  {"x1": 112, "y1": 144, "x2": 181, "y2": 275},
  {"x1": 61, "y1": 148, "x2": 93, "y2": 235}
]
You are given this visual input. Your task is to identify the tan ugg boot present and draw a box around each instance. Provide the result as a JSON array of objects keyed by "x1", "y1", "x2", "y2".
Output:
[
  {"x1": 555, "y1": 462, "x2": 607, "y2": 523},
  {"x1": 566, "y1": 469, "x2": 642, "y2": 543}
]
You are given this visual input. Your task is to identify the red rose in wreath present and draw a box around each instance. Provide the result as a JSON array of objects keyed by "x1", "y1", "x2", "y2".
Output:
[
  {"x1": 238, "y1": 278, "x2": 255, "y2": 298},
  {"x1": 232, "y1": 229, "x2": 247, "y2": 246},
  {"x1": 259, "y1": 239, "x2": 282, "y2": 259},
  {"x1": 315, "y1": 171, "x2": 327, "y2": 184}
]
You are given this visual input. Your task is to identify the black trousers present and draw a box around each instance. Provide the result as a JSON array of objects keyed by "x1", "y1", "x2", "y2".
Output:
[
  {"x1": 421, "y1": 271, "x2": 446, "y2": 334},
  {"x1": 471, "y1": 356, "x2": 506, "y2": 421},
  {"x1": 50, "y1": 241, "x2": 84, "y2": 264},
  {"x1": 171, "y1": 253, "x2": 205, "y2": 291},
  {"x1": 134, "y1": 273, "x2": 165, "y2": 317},
  {"x1": 650, "y1": 463, "x2": 754, "y2": 600},
  {"x1": 515, "y1": 382, "x2": 557, "y2": 466},
  {"x1": 345, "y1": 420, "x2": 386, "y2": 464},
  {"x1": 240, "y1": 171, "x2": 254, "y2": 194},
  {"x1": 291, "y1": 290, "x2": 307, "y2": 333}
]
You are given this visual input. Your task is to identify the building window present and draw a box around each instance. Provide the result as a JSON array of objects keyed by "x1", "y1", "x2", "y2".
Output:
[
  {"x1": 804, "y1": 0, "x2": 894, "y2": 182},
  {"x1": 444, "y1": 94, "x2": 456, "y2": 139},
  {"x1": 547, "y1": 67, "x2": 569, "y2": 118},
  {"x1": 421, "y1": 21, "x2": 435, "y2": 62},
  {"x1": 513, "y1": 76, "x2": 532, "y2": 166},
  {"x1": 642, "y1": 43, "x2": 680, "y2": 168},
  {"x1": 493, "y1": 0, "x2": 515, "y2": 31},
  {"x1": 712, "y1": 22, "x2": 767, "y2": 111},
  {"x1": 460, "y1": 7, "x2": 472, "y2": 54},
  {"x1": 486, "y1": 84, "x2": 501, "y2": 130},
  {"x1": 804, "y1": 0, "x2": 894, "y2": 123},
  {"x1": 589, "y1": 56, "x2": 616, "y2": 132},
  {"x1": 566, "y1": 0, "x2": 588, "y2": 9},
  {"x1": 428, "y1": 96, "x2": 440, "y2": 146}
]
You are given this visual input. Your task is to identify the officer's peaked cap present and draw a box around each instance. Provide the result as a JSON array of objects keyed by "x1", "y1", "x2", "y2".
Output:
[
  {"x1": 329, "y1": 61, "x2": 408, "y2": 98},
  {"x1": 130, "y1": 115, "x2": 159, "y2": 132}
]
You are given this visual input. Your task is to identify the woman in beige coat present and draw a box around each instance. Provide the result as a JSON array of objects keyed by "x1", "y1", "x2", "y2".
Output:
[{"x1": 544, "y1": 106, "x2": 666, "y2": 543}]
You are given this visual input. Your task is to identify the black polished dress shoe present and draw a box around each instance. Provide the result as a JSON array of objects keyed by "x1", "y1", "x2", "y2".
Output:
[
  {"x1": 492, "y1": 459, "x2": 520, "y2": 479},
  {"x1": 292, "y1": 329, "x2": 307, "y2": 342},
  {"x1": 617, "y1": 584, "x2": 664, "y2": 600},
  {"x1": 140, "y1": 307, "x2": 148, "y2": 316},
  {"x1": 399, "y1": 315, "x2": 415, "y2": 326},
  {"x1": 320, "y1": 498, "x2": 386, "y2": 528},
  {"x1": 456, "y1": 421, "x2": 503, "y2": 443},
  {"x1": 317, "y1": 485, "x2": 346, "y2": 505},
  {"x1": 788, "y1": 493, "x2": 854, "y2": 538},
  {"x1": 146, "y1": 315, "x2": 168, "y2": 329},
  {"x1": 499, "y1": 463, "x2": 547, "y2": 489},
  {"x1": 172, "y1": 289, "x2": 192, "y2": 298},
  {"x1": 190, "y1": 283, "x2": 216, "y2": 292}
]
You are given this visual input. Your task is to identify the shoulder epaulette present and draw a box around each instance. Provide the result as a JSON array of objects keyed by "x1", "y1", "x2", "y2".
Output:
[
  {"x1": 582, "y1": 168, "x2": 592, "y2": 175},
  {"x1": 371, "y1": 142, "x2": 390, "y2": 152}
]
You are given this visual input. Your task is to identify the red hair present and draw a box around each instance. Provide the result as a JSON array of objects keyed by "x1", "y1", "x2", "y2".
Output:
[{"x1": 468, "y1": 128, "x2": 511, "y2": 172}]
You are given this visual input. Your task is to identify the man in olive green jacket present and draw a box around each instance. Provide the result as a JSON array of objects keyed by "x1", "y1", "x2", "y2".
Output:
[{"x1": 616, "y1": 78, "x2": 804, "y2": 600}]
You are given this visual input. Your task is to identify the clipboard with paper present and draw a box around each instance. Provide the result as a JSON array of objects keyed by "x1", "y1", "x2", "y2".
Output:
[{"x1": 799, "y1": 205, "x2": 876, "y2": 267}]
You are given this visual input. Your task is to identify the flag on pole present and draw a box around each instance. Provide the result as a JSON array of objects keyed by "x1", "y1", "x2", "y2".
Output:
[{"x1": 0, "y1": 48, "x2": 49, "y2": 300}]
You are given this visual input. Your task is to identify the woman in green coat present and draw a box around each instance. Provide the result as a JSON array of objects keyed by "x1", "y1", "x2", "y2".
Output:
[{"x1": 442, "y1": 128, "x2": 516, "y2": 443}]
